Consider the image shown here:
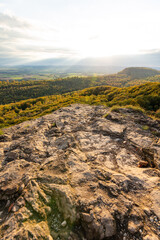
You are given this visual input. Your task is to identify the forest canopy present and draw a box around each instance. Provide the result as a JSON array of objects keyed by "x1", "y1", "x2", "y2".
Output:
[{"x1": 0, "y1": 82, "x2": 159, "y2": 129}]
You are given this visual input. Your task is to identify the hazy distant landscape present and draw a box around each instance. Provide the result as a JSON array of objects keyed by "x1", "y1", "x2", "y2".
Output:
[
  {"x1": 0, "y1": 66, "x2": 159, "y2": 130},
  {"x1": 0, "y1": 66, "x2": 159, "y2": 104},
  {"x1": 0, "y1": 65, "x2": 124, "y2": 82}
]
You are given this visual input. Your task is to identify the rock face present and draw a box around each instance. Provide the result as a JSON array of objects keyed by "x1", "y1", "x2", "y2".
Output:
[{"x1": 0, "y1": 104, "x2": 160, "y2": 240}]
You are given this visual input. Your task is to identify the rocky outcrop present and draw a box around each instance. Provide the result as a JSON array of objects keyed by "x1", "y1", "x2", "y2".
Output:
[{"x1": 0, "y1": 104, "x2": 160, "y2": 240}]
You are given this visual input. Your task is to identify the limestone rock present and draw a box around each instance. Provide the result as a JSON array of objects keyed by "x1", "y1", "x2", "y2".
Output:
[
  {"x1": 0, "y1": 104, "x2": 159, "y2": 239},
  {"x1": 151, "y1": 189, "x2": 160, "y2": 219},
  {"x1": 143, "y1": 233, "x2": 159, "y2": 240},
  {"x1": 128, "y1": 220, "x2": 142, "y2": 234}
]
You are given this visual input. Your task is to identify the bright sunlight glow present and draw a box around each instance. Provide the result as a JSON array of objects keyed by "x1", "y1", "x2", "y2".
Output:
[{"x1": 0, "y1": 0, "x2": 160, "y2": 61}]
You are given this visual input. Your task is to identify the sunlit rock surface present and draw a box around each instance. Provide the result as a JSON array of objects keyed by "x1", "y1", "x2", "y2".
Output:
[{"x1": 0, "y1": 104, "x2": 160, "y2": 240}]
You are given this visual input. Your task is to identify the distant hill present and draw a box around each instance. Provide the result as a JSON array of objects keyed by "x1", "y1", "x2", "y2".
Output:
[{"x1": 119, "y1": 67, "x2": 160, "y2": 80}]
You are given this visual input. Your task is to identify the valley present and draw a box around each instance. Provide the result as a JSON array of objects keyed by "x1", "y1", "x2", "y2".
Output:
[
  {"x1": 0, "y1": 81, "x2": 159, "y2": 130},
  {"x1": 0, "y1": 67, "x2": 160, "y2": 105}
]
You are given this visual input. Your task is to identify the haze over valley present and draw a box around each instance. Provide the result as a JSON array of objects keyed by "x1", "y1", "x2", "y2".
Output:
[{"x1": 1, "y1": 0, "x2": 160, "y2": 69}]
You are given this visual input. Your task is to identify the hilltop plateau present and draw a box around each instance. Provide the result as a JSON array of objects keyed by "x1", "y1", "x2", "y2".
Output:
[{"x1": 0, "y1": 104, "x2": 160, "y2": 240}]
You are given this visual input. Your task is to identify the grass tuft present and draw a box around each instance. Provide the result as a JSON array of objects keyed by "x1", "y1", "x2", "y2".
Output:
[
  {"x1": 110, "y1": 104, "x2": 144, "y2": 113},
  {"x1": 142, "y1": 125, "x2": 149, "y2": 130}
]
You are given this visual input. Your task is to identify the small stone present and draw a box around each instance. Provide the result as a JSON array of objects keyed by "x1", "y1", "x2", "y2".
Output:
[
  {"x1": 47, "y1": 235, "x2": 54, "y2": 240},
  {"x1": 143, "y1": 207, "x2": 151, "y2": 216},
  {"x1": 143, "y1": 234, "x2": 159, "y2": 240},
  {"x1": 82, "y1": 213, "x2": 93, "y2": 223},
  {"x1": 6, "y1": 200, "x2": 10, "y2": 207},
  {"x1": 150, "y1": 217, "x2": 154, "y2": 222},
  {"x1": 128, "y1": 220, "x2": 141, "y2": 234},
  {"x1": 12, "y1": 205, "x2": 19, "y2": 212},
  {"x1": 18, "y1": 183, "x2": 25, "y2": 192},
  {"x1": 154, "y1": 216, "x2": 158, "y2": 222},
  {"x1": 61, "y1": 220, "x2": 67, "y2": 227},
  {"x1": 45, "y1": 206, "x2": 51, "y2": 214}
]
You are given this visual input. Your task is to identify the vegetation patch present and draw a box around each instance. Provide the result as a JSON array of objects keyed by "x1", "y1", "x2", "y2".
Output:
[
  {"x1": 142, "y1": 125, "x2": 149, "y2": 131},
  {"x1": 25, "y1": 200, "x2": 45, "y2": 223},
  {"x1": 110, "y1": 105, "x2": 144, "y2": 113},
  {"x1": 25, "y1": 186, "x2": 76, "y2": 240},
  {"x1": 1, "y1": 67, "x2": 160, "y2": 105},
  {"x1": 0, "y1": 83, "x2": 159, "y2": 129},
  {"x1": 0, "y1": 129, "x2": 4, "y2": 135},
  {"x1": 52, "y1": 122, "x2": 57, "y2": 128}
]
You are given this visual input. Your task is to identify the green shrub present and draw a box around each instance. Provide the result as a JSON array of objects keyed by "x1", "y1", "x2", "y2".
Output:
[
  {"x1": 155, "y1": 109, "x2": 160, "y2": 118},
  {"x1": 142, "y1": 125, "x2": 149, "y2": 130},
  {"x1": 0, "y1": 129, "x2": 4, "y2": 135},
  {"x1": 0, "y1": 117, "x2": 4, "y2": 123}
]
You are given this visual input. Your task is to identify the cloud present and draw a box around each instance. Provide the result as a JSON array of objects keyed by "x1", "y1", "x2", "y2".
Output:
[
  {"x1": 0, "y1": 12, "x2": 34, "y2": 53},
  {"x1": 139, "y1": 49, "x2": 160, "y2": 54},
  {"x1": 0, "y1": 12, "x2": 31, "y2": 28},
  {"x1": 0, "y1": 26, "x2": 28, "y2": 43},
  {"x1": 0, "y1": 3, "x2": 5, "y2": 8},
  {"x1": 0, "y1": 11, "x2": 76, "y2": 65},
  {"x1": 17, "y1": 45, "x2": 77, "y2": 55},
  {"x1": 88, "y1": 35, "x2": 99, "y2": 40}
]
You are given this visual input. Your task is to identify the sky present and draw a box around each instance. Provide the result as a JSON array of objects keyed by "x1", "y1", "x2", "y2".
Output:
[{"x1": 0, "y1": 0, "x2": 160, "y2": 65}]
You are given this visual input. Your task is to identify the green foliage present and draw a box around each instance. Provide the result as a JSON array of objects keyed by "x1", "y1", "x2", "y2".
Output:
[
  {"x1": 0, "y1": 82, "x2": 159, "y2": 129},
  {"x1": 142, "y1": 125, "x2": 149, "y2": 131},
  {"x1": 1, "y1": 67, "x2": 160, "y2": 105},
  {"x1": 137, "y1": 95, "x2": 160, "y2": 111},
  {"x1": 52, "y1": 122, "x2": 57, "y2": 128},
  {"x1": 155, "y1": 109, "x2": 160, "y2": 118},
  {"x1": 0, "y1": 129, "x2": 4, "y2": 135},
  {"x1": 0, "y1": 117, "x2": 4, "y2": 123},
  {"x1": 110, "y1": 105, "x2": 144, "y2": 113}
]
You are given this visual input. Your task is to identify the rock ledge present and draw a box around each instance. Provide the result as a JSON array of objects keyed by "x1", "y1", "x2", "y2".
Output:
[{"x1": 0, "y1": 104, "x2": 160, "y2": 240}]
